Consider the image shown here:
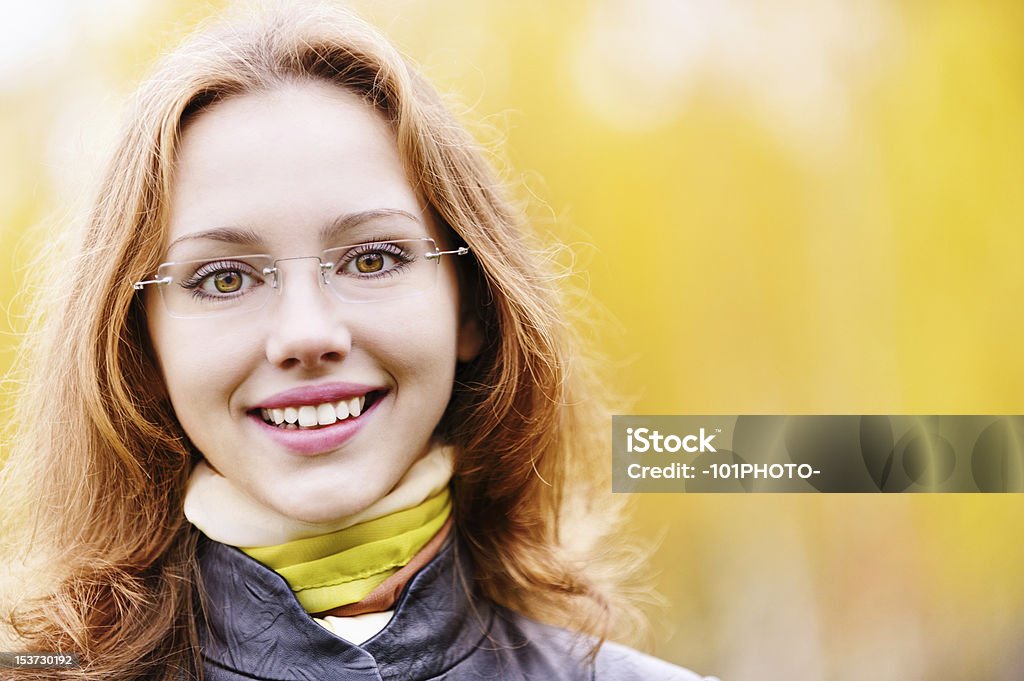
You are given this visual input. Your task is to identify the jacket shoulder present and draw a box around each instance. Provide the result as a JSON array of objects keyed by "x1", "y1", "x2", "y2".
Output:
[
  {"x1": 504, "y1": 610, "x2": 715, "y2": 681},
  {"x1": 594, "y1": 640, "x2": 717, "y2": 681}
]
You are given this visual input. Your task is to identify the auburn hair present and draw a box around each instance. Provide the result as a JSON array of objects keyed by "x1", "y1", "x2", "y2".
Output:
[{"x1": 0, "y1": 3, "x2": 632, "y2": 679}]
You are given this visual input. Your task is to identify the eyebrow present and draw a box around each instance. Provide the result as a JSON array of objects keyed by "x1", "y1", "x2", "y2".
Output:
[
  {"x1": 166, "y1": 208, "x2": 422, "y2": 254},
  {"x1": 321, "y1": 209, "x2": 421, "y2": 244}
]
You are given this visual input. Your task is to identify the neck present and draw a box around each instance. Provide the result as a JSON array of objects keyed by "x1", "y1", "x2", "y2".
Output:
[
  {"x1": 184, "y1": 443, "x2": 456, "y2": 614},
  {"x1": 184, "y1": 444, "x2": 454, "y2": 546}
]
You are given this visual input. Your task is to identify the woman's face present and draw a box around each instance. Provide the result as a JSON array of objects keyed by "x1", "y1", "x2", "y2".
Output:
[{"x1": 147, "y1": 81, "x2": 479, "y2": 523}]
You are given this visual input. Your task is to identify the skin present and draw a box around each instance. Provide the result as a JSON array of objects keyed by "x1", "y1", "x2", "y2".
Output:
[{"x1": 147, "y1": 81, "x2": 480, "y2": 523}]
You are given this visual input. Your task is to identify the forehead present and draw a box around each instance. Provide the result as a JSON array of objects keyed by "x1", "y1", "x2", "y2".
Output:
[{"x1": 165, "y1": 81, "x2": 428, "y2": 256}]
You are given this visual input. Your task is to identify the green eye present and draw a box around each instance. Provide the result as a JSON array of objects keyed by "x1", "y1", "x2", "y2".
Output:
[
  {"x1": 213, "y1": 271, "x2": 243, "y2": 293},
  {"x1": 355, "y1": 253, "x2": 384, "y2": 273}
]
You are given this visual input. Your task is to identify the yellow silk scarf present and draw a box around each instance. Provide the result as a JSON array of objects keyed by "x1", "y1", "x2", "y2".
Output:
[{"x1": 241, "y1": 487, "x2": 451, "y2": 613}]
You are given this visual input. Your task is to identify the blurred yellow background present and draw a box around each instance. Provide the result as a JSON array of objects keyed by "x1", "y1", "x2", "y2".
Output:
[{"x1": 2, "y1": 1, "x2": 1023, "y2": 679}]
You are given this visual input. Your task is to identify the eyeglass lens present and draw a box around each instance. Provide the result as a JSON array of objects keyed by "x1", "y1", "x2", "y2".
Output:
[{"x1": 155, "y1": 238, "x2": 440, "y2": 318}]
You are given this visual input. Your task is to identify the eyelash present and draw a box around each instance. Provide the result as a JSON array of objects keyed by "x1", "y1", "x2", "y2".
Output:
[
  {"x1": 333, "y1": 242, "x2": 416, "y2": 279},
  {"x1": 179, "y1": 260, "x2": 263, "y2": 299}
]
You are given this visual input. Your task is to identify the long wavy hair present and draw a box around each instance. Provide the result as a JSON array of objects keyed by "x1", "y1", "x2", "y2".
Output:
[{"x1": 0, "y1": 3, "x2": 630, "y2": 679}]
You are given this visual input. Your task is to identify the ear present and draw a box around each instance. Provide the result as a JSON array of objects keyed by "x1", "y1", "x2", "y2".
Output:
[{"x1": 457, "y1": 314, "x2": 484, "y2": 362}]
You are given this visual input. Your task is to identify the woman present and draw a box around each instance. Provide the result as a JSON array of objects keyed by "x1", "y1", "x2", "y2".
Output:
[{"x1": 0, "y1": 3, "x2": 713, "y2": 679}]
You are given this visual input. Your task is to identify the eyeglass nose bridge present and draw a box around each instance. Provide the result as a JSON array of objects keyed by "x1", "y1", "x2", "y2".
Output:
[{"x1": 262, "y1": 255, "x2": 335, "y2": 294}]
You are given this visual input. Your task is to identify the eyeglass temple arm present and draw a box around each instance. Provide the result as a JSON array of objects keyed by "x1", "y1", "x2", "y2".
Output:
[
  {"x1": 424, "y1": 246, "x2": 470, "y2": 261},
  {"x1": 132, "y1": 276, "x2": 172, "y2": 290}
]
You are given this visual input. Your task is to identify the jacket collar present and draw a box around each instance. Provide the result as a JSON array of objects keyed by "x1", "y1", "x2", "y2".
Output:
[{"x1": 197, "y1": 533, "x2": 495, "y2": 680}]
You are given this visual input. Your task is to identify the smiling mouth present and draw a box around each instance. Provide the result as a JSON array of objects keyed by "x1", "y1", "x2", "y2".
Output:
[{"x1": 252, "y1": 390, "x2": 386, "y2": 430}]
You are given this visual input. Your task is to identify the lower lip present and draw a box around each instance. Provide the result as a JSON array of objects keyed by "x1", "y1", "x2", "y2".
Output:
[{"x1": 248, "y1": 395, "x2": 384, "y2": 456}]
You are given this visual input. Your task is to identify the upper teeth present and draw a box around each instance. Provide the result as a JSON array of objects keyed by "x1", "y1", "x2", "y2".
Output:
[{"x1": 261, "y1": 396, "x2": 365, "y2": 427}]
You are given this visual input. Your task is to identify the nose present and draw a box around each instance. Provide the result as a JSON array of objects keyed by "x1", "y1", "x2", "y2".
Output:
[{"x1": 263, "y1": 257, "x2": 352, "y2": 370}]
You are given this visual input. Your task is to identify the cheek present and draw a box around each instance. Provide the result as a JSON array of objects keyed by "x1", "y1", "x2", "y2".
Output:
[
  {"x1": 148, "y1": 321, "x2": 252, "y2": 417},
  {"x1": 374, "y1": 296, "x2": 461, "y2": 387},
  {"x1": 382, "y1": 322, "x2": 457, "y2": 372}
]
